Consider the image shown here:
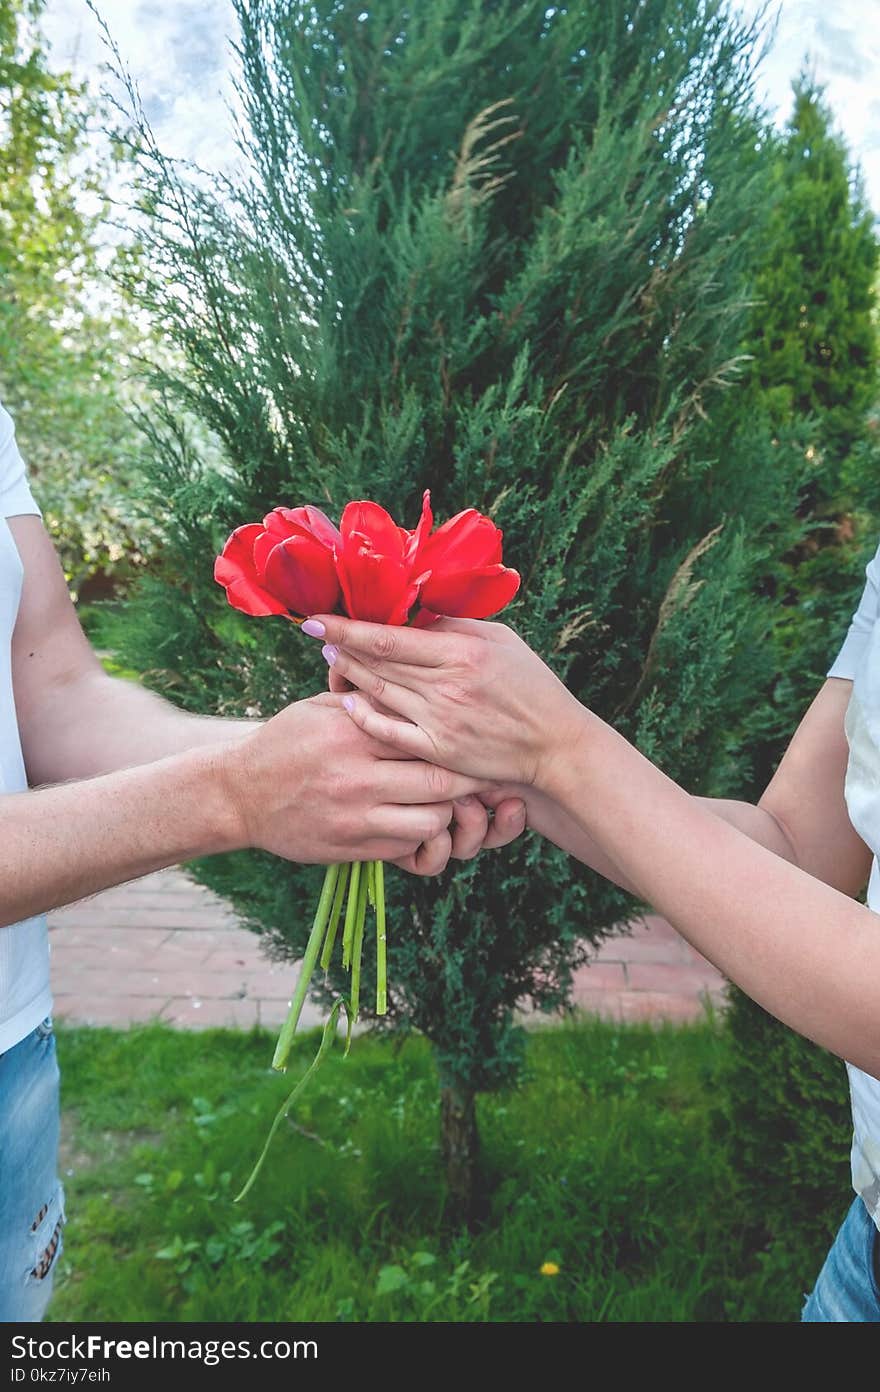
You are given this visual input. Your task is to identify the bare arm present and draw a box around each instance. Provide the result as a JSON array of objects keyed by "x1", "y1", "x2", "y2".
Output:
[
  {"x1": 542, "y1": 707, "x2": 880, "y2": 1074},
  {"x1": 9, "y1": 517, "x2": 252, "y2": 784},
  {"x1": 7, "y1": 516, "x2": 526, "y2": 871},
  {"x1": 0, "y1": 686, "x2": 491, "y2": 928},
  {"x1": 0, "y1": 745, "x2": 235, "y2": 926},
  {"x1": 514, "y1": 676, "x2": 868, "y2": 896},
  {"x1": 310, "y1": 615, "x2": 880, "y2": 1074}
]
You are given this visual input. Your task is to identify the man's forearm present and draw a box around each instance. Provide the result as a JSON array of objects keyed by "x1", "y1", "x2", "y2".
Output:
[
  {"x1": 526, "y1": 789, "x2": 796, "y2": 893},
  {"x1": 19, "y1": 669, "x2": 257, "y2": 785},
  {"x1": 0, "y1": 746, "x2": 240, "y2": 928}
]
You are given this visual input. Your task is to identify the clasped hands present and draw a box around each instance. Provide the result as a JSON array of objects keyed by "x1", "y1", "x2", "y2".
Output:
[
  {"x1": 226, "y1": 615, "x2": 583, "y2": 877},
  {"x1": 302, "y1": 612, "x2": 585, "y2": 875}
]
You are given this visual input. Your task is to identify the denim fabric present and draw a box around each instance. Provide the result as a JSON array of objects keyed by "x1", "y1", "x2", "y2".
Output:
[
  {"x1": 0, "y1": 1018, "x2": 63, "y2": 1322},
  {"x1": 802, "y1": 1196, "x2": 880, "y2": 1322}
]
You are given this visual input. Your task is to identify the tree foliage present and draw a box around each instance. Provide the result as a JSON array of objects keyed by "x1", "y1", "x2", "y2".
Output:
[
  {"x1": 108, "y1": 1, "x2": 808, "y2": 1120},
  {"x1": 719, "y1": 80, "x2": 879, "y2": 1252},
  {"x1": 0, "y1": 0, "x2": 150, "y2": 597}
]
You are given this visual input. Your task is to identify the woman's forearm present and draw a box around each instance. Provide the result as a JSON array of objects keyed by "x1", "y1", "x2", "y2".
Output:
[
  {"x1": 525, "y1": 789, "x2": 796, "y2": 893},
  {"x1": 543, "y1": 712, "x2": 880, "y2": 1075}
]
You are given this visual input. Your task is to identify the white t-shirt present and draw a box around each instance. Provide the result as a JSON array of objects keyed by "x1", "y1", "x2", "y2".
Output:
[
  {"x1": 0, "y1": 403, "x2": 53, "y2": 1052},
  {"x1": 827, "y1": 540, "x2": 880, "y2": 1231}
]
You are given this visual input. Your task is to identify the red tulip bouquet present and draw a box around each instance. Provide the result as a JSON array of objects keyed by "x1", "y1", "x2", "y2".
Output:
[{"x1": 214, "y1": 491, "x2": 519, "y2": 1194}]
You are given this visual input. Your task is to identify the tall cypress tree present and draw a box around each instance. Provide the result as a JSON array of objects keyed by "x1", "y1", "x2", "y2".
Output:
[
  {"x1": 747, "y1": 77, "x2": 877, "y2": 460},
  {"x1": 718, "y1": 80, "x2": 880, "y2": 1272},
  {"x1": 110, "y1": 0, "x2": 798, "y2": 1217},
  {"x1": 741, "y1": 77, "x2": 879, "y2": 754}
]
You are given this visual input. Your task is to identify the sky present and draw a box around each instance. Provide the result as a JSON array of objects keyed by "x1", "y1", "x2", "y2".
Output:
[{"x1": 39, "y1": 0, "x2": 880, "y2": 213}]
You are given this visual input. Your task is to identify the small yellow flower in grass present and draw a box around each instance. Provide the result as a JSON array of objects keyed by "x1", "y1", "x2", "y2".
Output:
[{"x1": 540, "y1": 1261, "x2": 560, "y2": 1277}]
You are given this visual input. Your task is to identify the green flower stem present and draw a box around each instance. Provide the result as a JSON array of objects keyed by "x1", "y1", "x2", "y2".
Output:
[
  {"x1": 236, "y1": 997, "x2": 348, "y2": 1203},
  {"x1": 320, "y1": 862, "x2": 350, "y2": 972},
  {"x1": 341, "y1": 860, "x2": 362, "y2": 970},
  {"x1": 271, "y1": 863, "x2": 339, "y2": 1073},
  {"x1": 346, "y1": 868, "x2": 369, "y2": 1055},
  {"x1": 366, "y1": 860, "x2": 376, "y2": 908},
  {"x1": 375, "y1": 860, "x2": 387, "y2": 1016}
]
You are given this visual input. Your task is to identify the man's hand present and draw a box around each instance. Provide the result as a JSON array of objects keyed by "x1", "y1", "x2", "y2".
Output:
[{"x1": 222, "y1": 692, "x2": 524, "y2": 867}]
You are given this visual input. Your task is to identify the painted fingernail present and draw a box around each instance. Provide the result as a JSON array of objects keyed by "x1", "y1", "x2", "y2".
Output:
[
  {"x1": 301, "y1": 619, "x2": 326, "y2": 637},
  {"x1": 342, "y1": 695, "x2": 356, "y2": 713},
  {"x1": 321, "y1": 643, "x2": 339, "y2": 666}
]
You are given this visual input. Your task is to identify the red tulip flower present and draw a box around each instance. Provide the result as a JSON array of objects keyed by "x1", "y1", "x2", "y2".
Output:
[
  {"x1": 410, "y1": 492, "x2": 521, "y2": 618},
  {"x1": 335, "y1": 500, "x2": 429, "y2": 625},
  {"x1": 215, "y1": 491, "x2": 519, "y2": 627},
  {"x1": 215, "y1": 505, "x2": 342, "y2": 618}
]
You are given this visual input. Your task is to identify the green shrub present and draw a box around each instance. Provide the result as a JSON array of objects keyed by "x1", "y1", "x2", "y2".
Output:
[{"x1": 716, "y1": 986, "x2": 853, "y2": 1301}]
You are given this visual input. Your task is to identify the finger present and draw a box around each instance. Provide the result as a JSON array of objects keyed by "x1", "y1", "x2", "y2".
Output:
[
  {"x1": 342, "y1": 693, "x2": 436, "y2": 761},
  {"x1": 449, "y1": 796, "x2": 489, "y2": 861},
  {"x1": 372, "y1": 759, "x2": 479, "y2": 804},
  {"x1": 324, "y1": 645, "x2": 426, "y2": 719},
  {"x1": 303, "y1": 615, "x2": 451, "y2": 667},
  {"x1": 475, "y1": 784, "x2": 527, "y2": 809},
  {"x1": 370, "y1": 800, "x2": 455, "y2": 844},
  {"x1": 481, "y1": 796, "x2": 527, "y2": 849},
  {"x1": 328, "y1": 668, "x2": 354, "y2": 694},
  {"x1": 430, "y1": 616, "x2": 500, "y2": 637},
  {"x1": 392, "y1": 829, "x2": 453, "y2": 877}
]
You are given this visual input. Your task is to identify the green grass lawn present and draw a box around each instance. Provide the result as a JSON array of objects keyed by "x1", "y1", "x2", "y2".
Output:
[{"x1": 48, "y1": 1016, "x2": 822, "y2": 1322}]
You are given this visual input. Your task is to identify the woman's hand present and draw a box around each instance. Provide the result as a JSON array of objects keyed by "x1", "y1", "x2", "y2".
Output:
[
  {"x1": 325, "y1": 653, "x2": 527, "y2": 870},
  {"x1": 302, "y1": 615, "x2": 586, "y2": 787}
]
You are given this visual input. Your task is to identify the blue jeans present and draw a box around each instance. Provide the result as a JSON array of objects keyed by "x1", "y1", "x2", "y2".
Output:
[
  {"x1": 0, "y1": 1018, "x2": 64, "y2": 1322},
  {"x1": 802, "y1": 1196, "x2": 880, "y2": 1322}
]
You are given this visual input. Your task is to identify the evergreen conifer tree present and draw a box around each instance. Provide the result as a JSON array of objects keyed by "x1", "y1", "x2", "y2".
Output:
[
  {"x1": 110, "y1": 0, "x2": 803, "y2": 1217},
  {"x1": 718, "y1": 79, "x2": 879, "y2": 1272},
  {"x1": 748, "y1": 77, "x2": 877, "y2": 459},
  {"x1": 740, "y1": 77, "x2": 879, "y2": 767}
]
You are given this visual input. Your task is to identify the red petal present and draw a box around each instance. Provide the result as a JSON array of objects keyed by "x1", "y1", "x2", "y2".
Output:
[
  {"x1": 340, "y1": 500, "x2": 406, "y2": 564},
  {"x1": 301, "y1": 506, "x2": 342, "y2": 550},
  {"x1": 263, "y1": 508, "x2": 303, "y2": 540},
  {"x1": 420, "y1": 564, "x2": 520, "y2": 618},
  {"x1": 412, "y1": 607, "x2": 442, "y2": 629},
  {"x1": 405, "y1": 489, "x2": 434, "y2": 564},
  {"x1": 263, "y1": 506, "x2": 341, "y2": 550},
  {"x1": 215, "y1": 524, "x2": 289, "y2": 615},
  {"x1": 337, "y1": 538, "x2": 415, "y2": 624},
  {"x1": 223, "y1": 576, "x2": 289, "y2": 617},
  {"x1": 252, "y1": 528, "x2": 276, "y2": 578},
  {"x1": 386, "y1": 577, "x2": 423, "y2": 627},
  {"x1": 263, "y1": 536, "x2": 341, "y2": 616},
  {"x1": 214, "y1": 523, "x2": 264, "y2": 588},
  {"x1": 417, "y1": 510, "x2": 503, "y2": 573}
]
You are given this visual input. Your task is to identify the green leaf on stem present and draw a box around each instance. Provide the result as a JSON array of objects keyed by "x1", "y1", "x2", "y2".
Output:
[{"x1": 235, "y1": 997, "x2": 349, "y2": 1203}]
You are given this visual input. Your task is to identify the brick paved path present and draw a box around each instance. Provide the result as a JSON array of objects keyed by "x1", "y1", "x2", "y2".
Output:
[{"x1": 47, "y1": 867, "x2": 726, "y2": 1030}]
